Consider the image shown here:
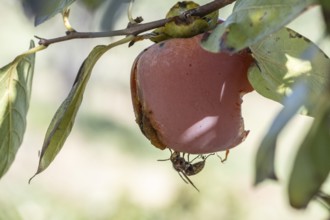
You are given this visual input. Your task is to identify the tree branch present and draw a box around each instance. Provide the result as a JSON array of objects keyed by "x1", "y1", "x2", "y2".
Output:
[
  {"x1": 37, "y1": 0, "x2": 236, "y2": 46},
  {"x1": 183, "y1": 0, "x2": 235, "y2": 17}
]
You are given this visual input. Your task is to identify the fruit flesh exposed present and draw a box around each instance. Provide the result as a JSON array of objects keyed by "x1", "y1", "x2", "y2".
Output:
[{"x1": 131, "y1": 34, "x2": 254, "y2": 154}]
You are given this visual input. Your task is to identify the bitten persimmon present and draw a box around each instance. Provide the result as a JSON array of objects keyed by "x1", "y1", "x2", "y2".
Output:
[{"x1": 131, "y1": 34, "x2": 254, "y2": 154}]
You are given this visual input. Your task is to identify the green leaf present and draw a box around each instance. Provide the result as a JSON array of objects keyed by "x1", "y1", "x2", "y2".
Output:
[
  {"x1": 29, "y1": 45, "x2": 109, "y2": 181},
  {"x1": 29, "y1": 36, "x2": 133, "y2": 181},
  {"x1": 288, "y1": 95, "x2": 330, "y2": 209},
  {"x1": 34, "y1": 0, "x2": 76, "y2": 26},
  {"x1": 254, "y1": 81, "x2": 309, "y2": 185},
  {"x1": 0, "y1": 41, "x2": 35, "y2": 178},
  {"x1": 202, "y1": 0, "x2": 315, "y2": 53},
  {"x1": 248, "y1": 27, "x2": 330, "y2": 116}
]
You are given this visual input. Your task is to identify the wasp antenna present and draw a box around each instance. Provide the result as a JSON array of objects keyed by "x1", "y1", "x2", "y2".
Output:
[
  {"x1": 177, "y1": 171, "x2": 189, "y2": 184},
  {"x1": 181, "y1": 171, "x2": 200, "y2": 192},
  {"x1": 189, "y1": 154, "x2": 200, "y2": 163},
  {"x1": 157, "y1": 158, "x2": 170, "y2": 161}
]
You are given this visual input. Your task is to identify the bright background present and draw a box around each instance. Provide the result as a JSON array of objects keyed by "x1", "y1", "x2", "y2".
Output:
[{"x1": 0, "y1": 0, "x2": 329, "y2": 219}]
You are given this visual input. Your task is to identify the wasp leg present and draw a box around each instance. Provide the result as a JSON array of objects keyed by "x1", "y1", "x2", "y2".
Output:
[
  {"x1": 188, "y1": 154, "x2": 200, "y2": 163},
  {"x1": 157, "y1": 148, "x2": 173, "y2": 161},
  {"x1": 217, "y1": 150, "x2": 230, "y2": 163},
  {"x1": 223, "y1": 150, "x2": 230, "y2": 162},
  {"x1": 200, "y1": 153, "x2": 215, "y2": 161}
]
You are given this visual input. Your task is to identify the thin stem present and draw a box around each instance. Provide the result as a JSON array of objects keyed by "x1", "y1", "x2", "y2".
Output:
[
  {"x1": 62, "y1": 9, "x2": 76, "y2": 32},
  {"x1": 13, "y1": 45, "x2": 47, "y2": 63},
  {"x1": 37, "y1": 0, "x2": 236, "y2": 46},
  {"x1": 127, "y1": 0, "x2": 135, "y2": 24},
  {"x1": 182, "y1": 0, "x2": 235, "y2": 17}
]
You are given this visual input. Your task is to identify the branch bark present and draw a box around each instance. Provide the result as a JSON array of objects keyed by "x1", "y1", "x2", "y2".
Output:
[{"x1": 37, "y1": 0, "x2": 236, "y2": 46}]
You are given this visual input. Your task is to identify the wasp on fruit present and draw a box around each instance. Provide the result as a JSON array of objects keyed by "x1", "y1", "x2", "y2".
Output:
[{"x1": 158, "y1": 149, "x2": 215, "y2": 191}]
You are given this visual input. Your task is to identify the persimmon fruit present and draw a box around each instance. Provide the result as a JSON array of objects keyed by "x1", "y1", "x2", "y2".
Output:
[{"x1": 130, "y1": 34, "x2": 254, "y2": 154}]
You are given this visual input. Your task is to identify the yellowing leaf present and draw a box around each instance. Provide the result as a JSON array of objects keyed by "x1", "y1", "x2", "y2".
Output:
[
  {"x1": 252, "y1": 28, "x2": 330, "y2": 193},
  {"x1": 0, "y1": 41, "x2": 35, "y2": 178},
  {"x1": 248, "y1": 28, "x2": 330, "y2": 116}
]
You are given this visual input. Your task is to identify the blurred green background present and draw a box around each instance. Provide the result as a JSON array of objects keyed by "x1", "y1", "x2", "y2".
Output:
[{"x1": 0, "y1": 0, "x2": 330, "y2": 219}]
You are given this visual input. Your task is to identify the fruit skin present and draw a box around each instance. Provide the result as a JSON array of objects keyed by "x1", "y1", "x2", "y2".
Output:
[
  {"x1": 131, "y1": 63, "x2": 166, "y2": 149},
  {"x1": 131, "y1": 34, "x2": 254, "y2": 154},
  {"x1": 150, "y1": 1, "x2": 219, "y2": 43}
]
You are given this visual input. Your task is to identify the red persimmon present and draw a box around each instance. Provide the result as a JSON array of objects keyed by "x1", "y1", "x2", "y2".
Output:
[{"x1": 131, "y1": 34, "x2": 254, "y2": 154}]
